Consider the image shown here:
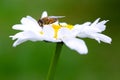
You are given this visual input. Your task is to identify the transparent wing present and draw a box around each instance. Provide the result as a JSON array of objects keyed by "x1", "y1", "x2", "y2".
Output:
[
  {"x1": 41, "y1": 11, "x2": 48, "y2": 18},
  {"x1": 49, "y1": 16, "x2": 65, "y2": 18}
]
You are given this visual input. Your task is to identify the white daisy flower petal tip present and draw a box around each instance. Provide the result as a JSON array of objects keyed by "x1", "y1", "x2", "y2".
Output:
[
  {"x1": 9, "y1": 11, "x2": 112, "y2": 54},
  {"x1": 62, "y1": 38, "x2": 88, "y2": 54},
  {"x1": 91, "y1": 18, "x2": 112, "y2": 44}
]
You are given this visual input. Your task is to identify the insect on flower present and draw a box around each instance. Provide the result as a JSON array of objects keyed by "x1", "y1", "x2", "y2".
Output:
[
  {"x1": 38, "y1": 11, "x2": 65, "y2": 27},
  {"x1": 9, "y1": 11, "x2": 112, "y2": 54}
]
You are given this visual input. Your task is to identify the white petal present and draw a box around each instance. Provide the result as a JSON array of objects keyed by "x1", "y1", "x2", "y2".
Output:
[
  {"x1": 90, "y1": 18, "x2": 109, "y2": 32},
  {"x1": 77, "y1": 33, "x2": 88, "y2": 38},
  {"x1": 83, "y1": 22, "x2": 91, "y2": 26},
  {"x1": 77, "y1": 27, "x2": 100, "y2": 38},
  {"x1": 20, "y1": 16, "x2": 41, "y2": 30},
  {"x1": 42, "y1": 25, "x2": 61, "y2": 42},
  {"x1": 93, "y1": 33, "x2": 112, "y2": 44},
  {"x1": 10, "y1": 31, "x2": 44, "y2": 47},
  {"x1": 70, "y1": 23, "x2": 91, "y2": 37},
  {"x1": 76, "y1": 25, "x2": 101, "y2": 33},
  {"x1": 73, "y1": 22, "x2": 91, "y2": 31},
  {"x1": 14, "y1": 16, "x2": 42, "y2": 31},
  {"x1": 12, "y1": 38, "x2": 28, "y2": 47},
  {"x1": 58, "y1": 28, "x2": 73, "y2": 38},
  {"x1": 10, "y1": 33, "x2": 28, "y2": 47},
  {"x1": 12, "y1": 24, "x2": 29, "y2": 31},
  {"x1": 96, "y1": 20, "x2": 108, "y2": 32},
  {"x1": 62, "y1": 38, "x2": 88, "y2": 54},
  {"x1": 91, "y1": 18, "x2": 100, "y2": 26},
  {"x1": 12, "y1": 24, "x2": 42, "y2": 32},
  {"x1": 41, "y1": 11, "x2": 48, "y2": 18},
  {"x1": 26, "y1": 16, "x2": 38, "y2": 23},
  {"x1": 21, "y1": 16, "x2": 37, "y2": 25}
]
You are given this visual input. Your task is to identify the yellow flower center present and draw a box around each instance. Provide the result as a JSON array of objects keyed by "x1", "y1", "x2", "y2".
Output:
[
  {"x1": 52, "y1": 24, "x2": 61, "y2": 39},
  {"x1": 40, "y1": 31, "x2": 44, "y2": 35},
  {"x1": 64, "y1": 24, "x2": 73, "y2": 30},
  {"x1": 52, "y1": 24, "x2": 74, "y2": 39}
]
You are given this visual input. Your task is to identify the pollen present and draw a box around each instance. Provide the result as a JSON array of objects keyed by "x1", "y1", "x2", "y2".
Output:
[
  {"x1": 52, "y1": 24, "x2": 61, "y2": 39},
  {"x1": 40, "y1": 31, "x2": 44, "y2": 35},
  {"x1": 65, "y1": 24, "x2": 73, "y2": 30}
]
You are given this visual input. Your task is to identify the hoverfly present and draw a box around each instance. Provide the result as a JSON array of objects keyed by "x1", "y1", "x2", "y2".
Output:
[{"x1": 38, "y1": 12, "x2": 65, "y2": 27}]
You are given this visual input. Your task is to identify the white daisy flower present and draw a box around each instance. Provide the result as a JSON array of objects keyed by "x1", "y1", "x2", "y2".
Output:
[{"x1": 10, "y1": 11, "x2": 112, "y2": 54}]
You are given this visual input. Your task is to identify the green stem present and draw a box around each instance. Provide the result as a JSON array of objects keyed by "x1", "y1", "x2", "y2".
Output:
[{"x1": 46, "y1": 42, "x2": 63, "y2": 80}]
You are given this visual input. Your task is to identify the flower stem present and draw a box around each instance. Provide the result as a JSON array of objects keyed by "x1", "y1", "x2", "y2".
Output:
[{"x1": 46, "y1": 42, "x2": 63, "y2": 80}]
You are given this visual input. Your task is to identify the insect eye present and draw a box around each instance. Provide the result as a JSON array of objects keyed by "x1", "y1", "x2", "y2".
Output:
[{"x1": 38, "y1": 19, "x2": 43, "y2": 27}]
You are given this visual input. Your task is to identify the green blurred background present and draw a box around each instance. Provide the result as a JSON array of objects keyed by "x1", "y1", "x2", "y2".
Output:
[{"x1": 0, "y1": 0, "x2": 120, "y2": 80}]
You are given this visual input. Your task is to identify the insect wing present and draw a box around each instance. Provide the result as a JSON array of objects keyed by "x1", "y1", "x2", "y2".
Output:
[
  {"x1": 41, "y1": 11, "x2": 48, "y2": 18},
  {"x1": 49, "y1": 16, "x2": 65, "y2": 18}
]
